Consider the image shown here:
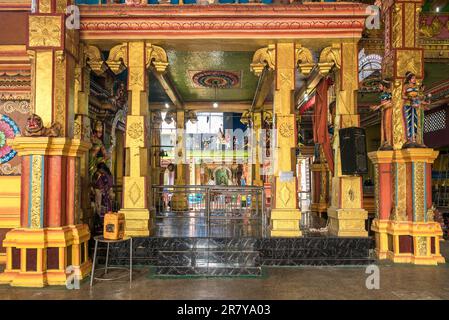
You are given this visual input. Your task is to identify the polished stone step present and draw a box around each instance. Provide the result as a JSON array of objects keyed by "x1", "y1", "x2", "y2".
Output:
[
  {"x1": 92, "y1": 236, "x2": 375, "y2": 271},
  {"x1": 155, "y1": 266, "x2": 262, "y2": 277},
  {"x1": 156, "y1": 250, "x2": 260, "y2": 267}
]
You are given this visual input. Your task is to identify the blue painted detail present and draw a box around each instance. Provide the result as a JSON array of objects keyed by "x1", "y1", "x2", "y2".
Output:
[
  {"x1": 148, "y1": 0, "x2": 159, "y2": 4},
  {"x1": 261, "y1": 0, "x2": 273, "y2": 3},
  {"x1": 183, "y1": 0, "x2": 197, "y2": 3},
  {"x1": 170, "y1": 0, "x2": 180, "y2": 3}
]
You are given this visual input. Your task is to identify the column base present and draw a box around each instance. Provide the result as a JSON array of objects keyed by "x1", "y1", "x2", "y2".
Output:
[
  {"x1": 119, "y1": 208, "x2": 150, "y2": 237},
  {"x1": 374, "y1": 220, "x2": 445, "y2": 265},
  {"x1": 270, "y1": 209, "x2": 302, "y2": 237},
  {"x1": 0, "y1": 224, "x2": 91, "y2": 287},
  {"x1": 328, "y1": 208, "x2": 368, "y2": 237},
  {"x1": 371, "y1": 219, "x2": 389, "y2": 259}
]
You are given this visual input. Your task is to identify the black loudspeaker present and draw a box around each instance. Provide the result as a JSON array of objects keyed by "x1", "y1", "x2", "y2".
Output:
[{"x1": 339, "y1": 127, "x2": 368, "y2": 175}]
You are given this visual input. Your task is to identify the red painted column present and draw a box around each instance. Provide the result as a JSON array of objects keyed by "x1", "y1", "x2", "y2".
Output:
[
  {"x1": 378, "y1": 163, "x2": 393, "y2": 220},
  {"x1": 66, "y1": 157, "x2": 76, "y2": 225}
]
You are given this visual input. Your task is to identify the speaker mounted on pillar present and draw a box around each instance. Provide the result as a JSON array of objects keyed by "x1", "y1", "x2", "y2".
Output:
[{"x1": 339, "y1": 127, "x2": 368, "y2": 176}]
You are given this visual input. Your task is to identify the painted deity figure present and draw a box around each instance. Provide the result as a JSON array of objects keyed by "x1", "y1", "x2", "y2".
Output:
[
  {"x1": 402, "y1": 71, "x2": 429, "y2": 148},
  {"x1": 89, "y1": 120, "x2": 109, "y2": 178},
  {"x1": 371, "y1": 80, "x2": 393, "y2": 150}
]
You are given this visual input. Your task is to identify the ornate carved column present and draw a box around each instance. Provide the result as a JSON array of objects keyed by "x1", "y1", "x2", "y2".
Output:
[
  {"x1": 369, "y1": 0, "x2": 444, "y2": 265},
  {"x1": 149, "y1": 111, "x2": 163, "y2": 213},
  {"x1": 251, "y1": 44, "x2": 303, "y2": 237},
  {"x1": 0, "y1": 0, "x2": 92, "y2": 287},
  {"x1": 320, "y1": 41, "x2": 368, "y2": 237},
  {"x1": 171, "y1": 110, "x2": 188, "y2": 211},
  {"x1": 74, "y1": 44, "x2": 100, "y2": 227},
  {"x1": 252, "y1": 112, "x2": 263, "y2": 187},
  {"x1": 107, "y1": 42, "x2": 168, "y2": 237}
]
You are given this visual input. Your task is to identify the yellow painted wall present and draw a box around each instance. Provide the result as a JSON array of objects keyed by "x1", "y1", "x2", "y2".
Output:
[{"x1": 0, "y1": 176, "x2": 21, "y2": 264}]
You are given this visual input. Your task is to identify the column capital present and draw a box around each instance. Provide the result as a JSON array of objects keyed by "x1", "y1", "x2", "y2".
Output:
[
  {"x1": 250, "y1": 45, "x2": 276, "y2": 77},
  {"x1": 106, "y1": 43, "x2": 128, "y2": 74},
  {"x1": 317, "y1": 44, "x2": 341, "y2": 76},
  {"x1": 295, "y1": 44, "x2": 315, "y2": 76},
  {"x1": 146, "y1": 43, "x2": 169, "y2": 73},
  {"x1": 84, "y1": 44, "x2": 107, "y2": 75},
  {"x1": 8, "y1": 137, "x2": 91, "y2": 157}
]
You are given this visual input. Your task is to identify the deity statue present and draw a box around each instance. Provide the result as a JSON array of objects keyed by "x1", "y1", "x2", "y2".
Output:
[
  {"x1": 402, "y1": 72, "x2": 429, "y2": 148},
  {"x1": 89, "y1": 120, "x2": 109, "y2": 178},
  {"x1": 100, "y1": 81, "x2": 127, "y2": 112},
  {"x1": 371, "y1": 80, "x2": 393, "y2": 150}
]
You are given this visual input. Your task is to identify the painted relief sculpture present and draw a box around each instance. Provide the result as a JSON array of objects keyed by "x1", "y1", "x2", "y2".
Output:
[
  {"x1": 402, "y1": 72, "x2": 429, "y2": 148},
  {"x1": 371, "y1": 80, "x2": 393, "y2": 150},
  {"x1": 89, "y1": 120, "x2": 109, "y2": 178},
  {"x1": 23, "y1": 114, "x2": 61, "y2": 137}
]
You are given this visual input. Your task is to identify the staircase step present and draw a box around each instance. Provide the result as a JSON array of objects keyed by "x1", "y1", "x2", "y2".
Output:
[
  {"x1": 157, "y1": 250, "x2": 260, "y2": 267},
  {"x1": 155, "y1": 266, "x2": 262, "y2": 277}
]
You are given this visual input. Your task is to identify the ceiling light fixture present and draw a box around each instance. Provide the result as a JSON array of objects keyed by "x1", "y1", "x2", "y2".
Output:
[
  {"x1": 436, "y1": 7, "x2": 440, "y2": 12},
  {"x1": 213, "y1": 102, "x2": 219, "y2": 109},
  {"x1": 165, "y1": 103, "x2": 170, "y2": 109}
]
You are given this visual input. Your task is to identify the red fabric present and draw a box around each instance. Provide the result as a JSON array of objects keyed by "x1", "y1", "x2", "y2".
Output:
[
  {"x1": 313, "y1": 78, "x2": 334, "y2": 174},
  {"x1": 299, "y1": 95, "x2": 315, "y2": 115}
]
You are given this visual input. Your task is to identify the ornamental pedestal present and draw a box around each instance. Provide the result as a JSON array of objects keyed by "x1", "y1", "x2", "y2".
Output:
[
  {"x1": 0, "y1": 137, "x2": 92, "y2": 287},
  {"x1": 369, "y1": 148, "x2": 445, "y2": 265}
]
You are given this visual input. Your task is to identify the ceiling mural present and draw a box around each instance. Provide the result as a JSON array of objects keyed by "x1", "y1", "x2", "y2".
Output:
[
  {"x1": 166, "y1": 50, "x2": 258, "y2": 102},
  {"x1": 189, "y1": 70, "x2": 242, "y2": 89}
]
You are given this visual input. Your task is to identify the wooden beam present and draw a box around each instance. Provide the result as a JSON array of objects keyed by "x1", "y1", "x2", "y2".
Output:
[
  {"x1": 150, "y1": 101, "x2": 257, "y2": 112},
  {"x1": 251, "y1": 67, "x2": 274, "y2": 113},
  {"x1": 295, "y1": 67, "x2": 322, "y2": 109},
  {"x1": 151, "y1": 68, "x2": 184, "y2": 109}
]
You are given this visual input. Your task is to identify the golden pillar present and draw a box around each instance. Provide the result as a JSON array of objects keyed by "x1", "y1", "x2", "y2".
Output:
[
  {"x1": 107, "y1": 42, "x2": 168, "y2": 236},
  {"x1": 251, "y1": 44, "x2": 301, "y2": 237},
  {"x1": 0, "y1": 0, "x2": 92, "y2": 287},
  {"x1": 319, "y1": 41, "x2": 368, "y2": 237},
  {"x1": 252, "y1": 112, "x2": 263, "y2": 187},
  {"x1": 74, "y1": 44, "x2": 102, "y2": 227},
  {"x1": 369, "y1": 0, "x2": 444, "y2": 265},
  {"x1": 149, "y1": 111, "x2": 163, "y2": 213},
  {"x1": 171, "y1": 110, "x2": 189, "y2": 211}
]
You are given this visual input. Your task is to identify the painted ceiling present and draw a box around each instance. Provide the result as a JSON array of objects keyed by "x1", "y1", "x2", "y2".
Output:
[{"x1": 165, "y1": 50, "x2": 258, "y2": 102}]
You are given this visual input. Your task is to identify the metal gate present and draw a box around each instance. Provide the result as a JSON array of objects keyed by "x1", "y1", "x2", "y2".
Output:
[{"x1": 151, "y1": 185, "x2": 267, "y2": 238}]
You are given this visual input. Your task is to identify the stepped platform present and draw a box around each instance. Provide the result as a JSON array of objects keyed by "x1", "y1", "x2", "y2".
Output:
[{"x1": 93, "y1": 214, "x2": 375, "y2": 276}]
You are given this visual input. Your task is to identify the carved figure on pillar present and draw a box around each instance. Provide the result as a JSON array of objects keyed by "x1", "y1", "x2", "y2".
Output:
[
  {"x1": 23, "y1": 114, "x2": 61, "y2": 137},
  {"x1": 89, "y1": 120, "x2": 109, "y2": 178},
  {"x1": 402, "y1": 72, "x2": 429, "y2": 148},
  {"x1": 371, "y1": 80, "x2": 393, "y2": 150}
]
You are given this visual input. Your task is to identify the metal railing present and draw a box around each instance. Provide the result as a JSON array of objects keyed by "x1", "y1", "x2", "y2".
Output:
[{"x1": 152, "y1": 185, "x2": 268, "y2": 237}]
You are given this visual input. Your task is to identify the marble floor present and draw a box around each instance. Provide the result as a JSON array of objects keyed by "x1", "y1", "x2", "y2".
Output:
[{"x1": 0, "y1": 241, "x2": 449, "y2": 300}]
